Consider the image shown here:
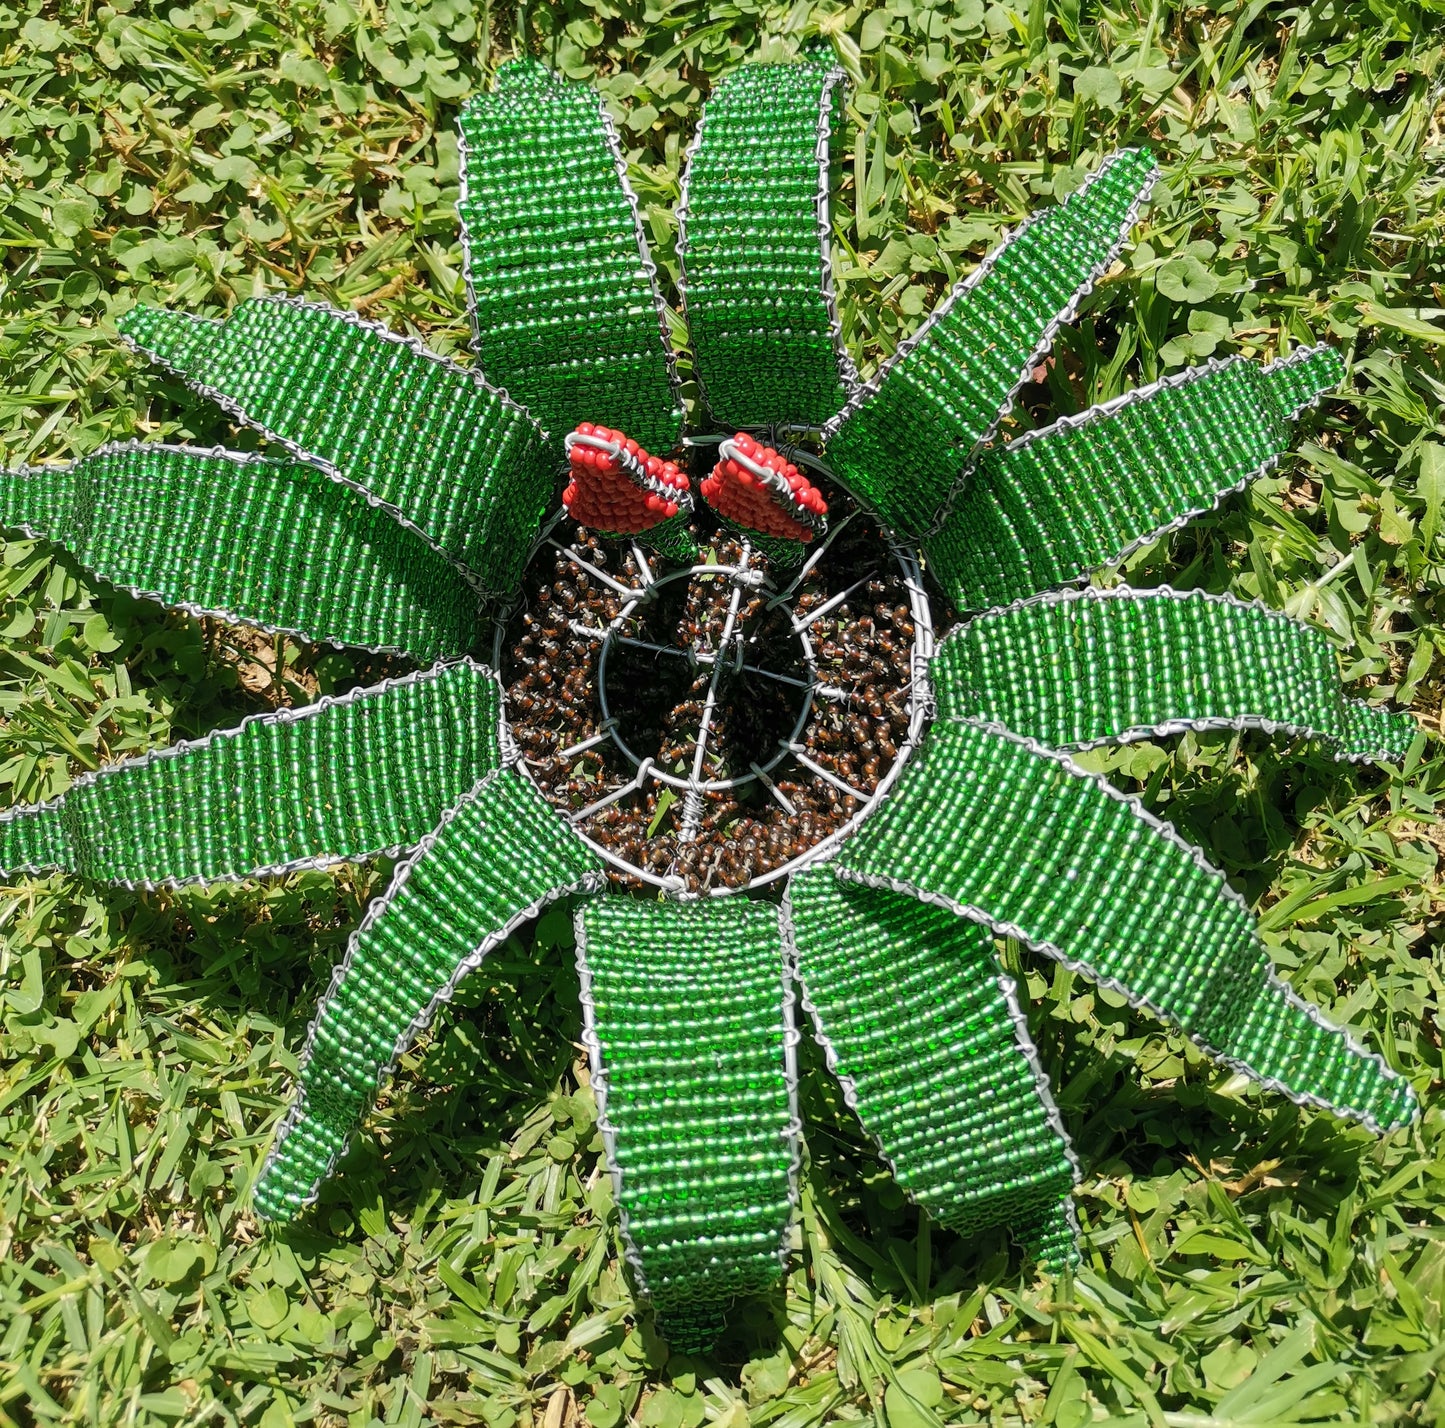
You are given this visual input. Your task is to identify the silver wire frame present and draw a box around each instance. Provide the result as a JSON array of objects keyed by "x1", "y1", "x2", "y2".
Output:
[{"x1": 499, "y1": 459, "x2": 935, "y2": 897}]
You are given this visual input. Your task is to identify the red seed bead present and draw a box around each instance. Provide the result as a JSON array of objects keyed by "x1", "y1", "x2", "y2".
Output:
[{"x1": 563, "y1": 422, "x2": 688, "y2": 534}]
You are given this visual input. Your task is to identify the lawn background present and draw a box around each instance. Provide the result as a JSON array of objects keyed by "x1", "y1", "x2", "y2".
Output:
[{"x1": 2, "y1": 0, "x2": 1444, "y2": 1423}]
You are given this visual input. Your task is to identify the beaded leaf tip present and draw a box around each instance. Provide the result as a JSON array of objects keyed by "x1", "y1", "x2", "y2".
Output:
[
  {"x1": 0, "y1": 52, "x2": 1421, "y2": 1351},
  {"x1": 562, "y1": 423, "x2": 699, "y2": 563},
  {"x1": 701, "y1": 433, "x2": 829, "y2": 549}
]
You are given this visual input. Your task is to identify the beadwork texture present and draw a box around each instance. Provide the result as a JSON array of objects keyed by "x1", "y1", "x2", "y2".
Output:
[
  {"x1": 678, "y1": 58, "x2": 855, "y2": 429},
  {"x1": 0, "y1": 53, "x2": 1421, "y2": 1351},
  {"x1": 254, "y1": 768, "x2": 603, "y2": 1221},
  {"x1": 120, "y1": 297, "x2": 555, "y2": 593},
  {"x1": 457, "y1": 60, "x2": 683, "y2": 451},
  {"x1": 786, "y1": 868, "x2": 1077, "y2": 1264},
  {"x1": 0, "y1": 661, "x2": 501, "y2": 887},
  {"x1": 934, "y1": 585, "x2": 1415, "y2": 760},
  {"x1": 926, "y1": 348, "x2": 1343, "y2": 610},
  {"x1": 0, "y1": 442, "x2": 477, "y2": 658},
  {"x1": 577, "y1": 897, "x2": 797, "y2": 1350},
  {"x1": 834, "y1": 719, "x2": 1417, "y2": 1132},
  {"x1": 823, "y1": 146, "x2": 1159, "y2": 540}
]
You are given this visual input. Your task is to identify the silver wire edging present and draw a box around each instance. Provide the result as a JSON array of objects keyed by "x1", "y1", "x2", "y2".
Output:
[
  {"x1": 0, "y1": 440, "x2": 480, "y2": 661},
  {"x1": 255, "y1": 766, "x2": 607, "y2": 1219},
  {"x1": 574, "y1": 912, "x2": 789, "y2": 1307},
  {"x1": 676, "y1": 62, "x2": 858, "y2": 432},
  {"x1": 922, "y1": 149, "x2": 1158, "y2": 541},
  {"x1": 819, "y1": 150, "x2": 1159, "y2": 543},
  {"x1": 562, "y1": 430, "x2": 695, "y2": 515},
  {"x1": 455, "y1": 67, "x2": 685, "y2": 441},
  {"x1": 673, "y1": 78, "x2": 717, "y2": 426},
  {"x1": 596, "y1": 95, "x2": 688, "y2": 436},
  {"x1": 572, "y1": 911, "x2": 651, "y2": 1293},
  {"x1": 814, "y1": 65, "x2": 861, "y2": 403},
  {"x1": 779, "y1": 878, "x2": 1082, "y2": 1251},
  {"x1": 454, "y1": 109, "x2": 487, "y2": 400},
  {"x1": 1263, "y1": 343, "x2": 1346, "y2": 422},
  {"x1": 995, "y1": 966, "x2": 1084, "y2": 1252},
  {"x1": 834, "y1": 716, "x2": 1419, "y2": 1136},
  {"x1": 119, "y1": 294, "x2": 551, "y2": 594},
  {"x1": 715, "y1": 437, "x2": 827, "y2": 535},
  {"x1": 0, "y1": 657, "x2": 502, "y2": 891},
  {"x1": 991, "y1": 345, "x2": 1327, "y2": 461},
  {"x1": 778, "y1": 933, "x2": 806, "y2": 1271},
  {"x1": 573, "y1": 904, "x2": 802, "y2": 1306},
  {"x1": 819, "y1": 148, "x2": 1157, "y2": 439},
  {"x1": 1079, "y1": 345, "x2": 1340, "y2": 576},
  {"x1": 936, "y1": 344, "x2": 1345, "y2": 606},
  {"x1": 942, "y1": 583, "x2": 1415, "y2": 763}
]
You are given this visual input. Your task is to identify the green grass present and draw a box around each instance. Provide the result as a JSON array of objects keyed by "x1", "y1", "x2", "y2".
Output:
[{"x1": 2, "y1": 0, "x2": 1444, "y2": 1423}]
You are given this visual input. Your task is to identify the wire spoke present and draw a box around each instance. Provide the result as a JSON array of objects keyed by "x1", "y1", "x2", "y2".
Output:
[
  {"x1": 569, "y1": 758, "x2": 655, "y2": 822},
  {"x1": 548, "y1": 538, "x2": 642, "y2": 598},
  {"x1": 508, "y1": 524, "x2": 932, "y2": 895},
  {"x1": 766, "y1": 510, "x2": 858, "y2": 607},
  {"x1": 630, "y1": 542, "x2": 655, "y2": 588},
  {"x1": 792, "y1": 573, "x2": 875, "y2": 631},
  {"x1": 741, "y1": 663, "x2": 810, "y2": 689},
  {"x1": 616, "y1": 635, "x2": 693, "y2": 661},
  {"x1": 556, "y1": 719, "x2": 618, "y2": 761},
  {"x1": 780, "y1": 741, "x2": 870, "y2": 802},
  {"x1": 679, "y1": 545, "x2": 752, "y2": 843},
  {"x1": 750, "y1": 761, "x2": 798, "y2": 816}
]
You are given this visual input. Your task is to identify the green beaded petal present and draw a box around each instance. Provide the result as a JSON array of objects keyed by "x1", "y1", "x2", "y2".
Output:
[
  {"x1": 835, "y1": 719, "x2": 1417, "y2": 1133},
  {"x1": 576, "y1": 896, "x2": 798, "y2": 1352},
  {"x1": 785, "y1": 867, "x2": 1078, "y2": 1266},
  {"x1": 457, "y1": 59, "x2": 683, "y2": 452},
  {"x1": 0, "y1": 442, "x2": 476, "y2": 660},
  {"x1": 0, "y1": 661, "x2": 503, "y2": 888},
  {"x1": 934, "y1": 586, "x2": 1416, "y2": 761},
  {"x1": 926, "y1": 346, "x2": 1344, "y2": 611},
  {"x1": 254, "y1": 767, "x2": 603, "y2": 1221},
  {"x1": 823, "y1": 147, "x2": 1159, "y2": 540},
  {"x1": 0, "y1": 42, "x2": 1422, "y2": 1357},
  {"x1": 678, "y1": 58, "x2": 855, "y2": 430},
  {"x1": 119, "y1": 297, "x2": 555, "y2": 595}
]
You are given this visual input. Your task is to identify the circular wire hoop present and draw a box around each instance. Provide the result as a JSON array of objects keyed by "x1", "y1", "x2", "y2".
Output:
[{"x1": 494, "y1": 459, "x2": 935, "y2": 897}]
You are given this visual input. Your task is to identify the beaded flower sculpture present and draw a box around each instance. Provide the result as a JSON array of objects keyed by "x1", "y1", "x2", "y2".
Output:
[{"x1": 0, "y1": 55, "x2": 1420, "y2": 1349}]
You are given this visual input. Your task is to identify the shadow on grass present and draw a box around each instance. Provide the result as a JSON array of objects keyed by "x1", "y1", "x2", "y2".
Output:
[{"x1": 135, "y1": 843, "x2": 1392, "y2": 1377}]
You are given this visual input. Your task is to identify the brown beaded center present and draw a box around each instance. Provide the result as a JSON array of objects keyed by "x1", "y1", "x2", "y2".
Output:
[{"x1": 500, "y1": 506, "x2": 924, "y2": 893}]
